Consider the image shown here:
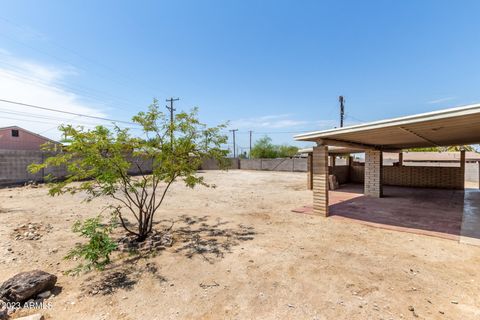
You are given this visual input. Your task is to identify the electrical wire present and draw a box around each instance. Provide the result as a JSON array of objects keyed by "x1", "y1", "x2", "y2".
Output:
[{"x1": 0, "y1": 98, "x2": 139, "y2": 125}]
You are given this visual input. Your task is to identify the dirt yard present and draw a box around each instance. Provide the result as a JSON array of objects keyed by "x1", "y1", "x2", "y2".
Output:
[{"x1": 0, "y1": 170, "x2": 479, "y2": 319}]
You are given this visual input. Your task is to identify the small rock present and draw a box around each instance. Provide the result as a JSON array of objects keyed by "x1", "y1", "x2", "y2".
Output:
[
  {"x1": 15, "y1": 314, "x2": 44, "y2": 320},
  {"x1": 451, "y1": 300, "x2": 458, "y2": 304},
  {"x1": 408, "y1": 306, "x2": 415, "y2": 312},
  {"x1": 0, "y1": 303, "x2": 6, "y2": 320},
  {"x1": 37, "y1": 291, "x2": 51, "y2": 299}
]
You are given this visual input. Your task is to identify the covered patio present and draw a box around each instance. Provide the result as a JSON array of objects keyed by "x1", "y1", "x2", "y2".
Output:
[
  {"x1": 294, "y1": 104, "x2": 480, "y2": 243},
  {"x1": 293, "y1": 184, "x2": 480, "y2": 243}
]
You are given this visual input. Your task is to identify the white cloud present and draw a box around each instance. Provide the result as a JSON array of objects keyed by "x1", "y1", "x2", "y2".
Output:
[
  {"x1": 230, "y1": 114, "x2": 338, "y2": 131},
  {"x1": 0, "y1": 49, "x2": 109, "y2": 140},
  {"x1": 428, "y1": 97, "x2": 455, "y2": 104},
  {"x1": 231, "y1": 114, "x2": 308, "y2": 129}
]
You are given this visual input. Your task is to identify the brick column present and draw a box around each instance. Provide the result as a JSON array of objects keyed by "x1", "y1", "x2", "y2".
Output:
[
  {"x1": 313, "y1": 145, "x2": 329, "y2": 216},
  {"x1": 307, "y1": 153, "x2": 313, "y2": 190},
  {"x1": 365, "y1": 150, "x2": 383, "y2": 197},
  {"x1": 398, "y1": 152, "x2": 403, "y2": 166},
  {"x1": 460, "y1": 150, "x2": 466, "y2": 189}
]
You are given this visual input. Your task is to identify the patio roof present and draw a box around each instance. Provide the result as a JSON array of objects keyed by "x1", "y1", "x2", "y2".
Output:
[{"x1": 294, "y1": 104, "x2": 480, "y2": 149}]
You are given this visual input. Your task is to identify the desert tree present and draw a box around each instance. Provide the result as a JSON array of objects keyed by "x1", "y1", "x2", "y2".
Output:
[{"x1": 29, "y1": 100, "x2": 229, "y2": 241}]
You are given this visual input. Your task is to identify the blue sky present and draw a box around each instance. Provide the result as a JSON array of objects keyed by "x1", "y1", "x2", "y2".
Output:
[{"x1": 1, "y1": 0, "x2": 480, "y2": 153}]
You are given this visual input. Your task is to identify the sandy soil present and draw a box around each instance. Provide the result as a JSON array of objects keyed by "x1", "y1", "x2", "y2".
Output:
[{"x1": 0, "y1": 170, "x2": 479, "y2": 320}]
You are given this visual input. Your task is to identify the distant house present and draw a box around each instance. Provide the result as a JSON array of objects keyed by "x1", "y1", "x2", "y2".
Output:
[{"x1": 0, "y1": 126, "x2": 60, "y2": 150}]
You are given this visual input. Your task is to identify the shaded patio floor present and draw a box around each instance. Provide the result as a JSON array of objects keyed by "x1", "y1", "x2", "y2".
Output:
[{"x1": 293, "y1": 184, "x2": 480, "y2": 243}]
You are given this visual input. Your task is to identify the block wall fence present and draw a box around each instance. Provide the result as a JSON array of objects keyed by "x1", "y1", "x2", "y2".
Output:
[
  {"x1": 350, "y1": 163, "x2": 474, "y2": 189},
  {"x1": 0, "y1": 150, "x2": 155, "y2": 186},
  {"x1": 1, "y1": 149, "x2": 479, "y2": 187}
]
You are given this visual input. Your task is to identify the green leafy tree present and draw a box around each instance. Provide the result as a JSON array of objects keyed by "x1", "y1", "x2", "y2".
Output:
[
  {"x1": 250, "y1": 136, "x2": 278, "y2": 158},
  {"x1": 250, "y1": 136, "x2": 299, "y2": 159},
  {"x1": 277, "y1": 144, "x2": 299, "y2": 157},
  {"x1": 29, "y1": 100, "x2": 228, "y2": 242}
]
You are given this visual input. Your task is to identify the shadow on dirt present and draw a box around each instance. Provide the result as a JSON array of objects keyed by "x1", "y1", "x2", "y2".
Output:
[
  {"x1": 83, "y1": 215, "x2": 255, "y2": 294},
  {"x1": 85, "y1": 271, "x2": 137, "y2": 296},
  {"x1": 173, "y1": 215, "x2": 256, "y2": 263}
]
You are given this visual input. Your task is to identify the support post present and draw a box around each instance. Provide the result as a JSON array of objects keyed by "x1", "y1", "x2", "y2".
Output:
[
  {"x1": 347, "y1": 155, "x2": 353, "y2": 183},
  {"x1": 329, "y1": 155, "x2": 336, "y2": 167},
  {"x1": 307, "y1": 153, "x2": 313, "y2": 190},
  {"x1": 460, "y1": 150, "x2": 466, "y2": 189},
  {"x1": 398, "y1": 152, "x2": 403, "y2": 166},
  {"x1": 365, "y1": 150, "x2": 383, "y2": 197},
  {"x1": 313, "y1": 145, "x2": 329, "y2": 216}
]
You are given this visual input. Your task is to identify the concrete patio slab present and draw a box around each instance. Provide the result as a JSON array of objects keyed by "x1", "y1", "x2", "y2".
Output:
[{"x1": 293, "y1": 184, "x2": 480, "y2": 243}]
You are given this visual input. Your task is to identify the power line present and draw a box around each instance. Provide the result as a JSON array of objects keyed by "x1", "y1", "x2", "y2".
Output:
[
  {"x1": 0, "y1": 98, "x2": 138, "y2": 125},
  {"x1": 0, "y1": 112, "x2": 140, "y2": 130},
  {"x1": 345, "y1": 113, "x2": 365, "y2": 123},
  {"x1": 0, "y1": 60, "x2": 141, "y2": 110},
  {"x1": 0, "y1": 15, "x2": 165, "y2": 97}
]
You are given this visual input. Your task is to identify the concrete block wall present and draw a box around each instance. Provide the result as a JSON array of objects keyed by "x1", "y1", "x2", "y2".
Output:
[
  {"x1": 0, "y1": 150, "x2": 45, "y2": 185},
  {"x1": 465, "y1": 162, "x2": 480, "y2": 183},
  {"x1": 0, "y1": 150, "x2": 156, "y2": 186},
  {"x1": 238, "y1": 158, "x2": 307, "y2": 172},
  {"x1": 330, "y1": 165, "x2": 349, "y2": 184},
  {"x1": 383, "y1": 166, "x2": 464, "y2": 189},
  {"x1": 257, "y1": 159, "x2": 295, "y2": 171},
  {"x1": 199, "y1": 158, "x2": 240, "y2": 170},
  {"x1": 127, "y1": 156, "x2": 154, "y2": 175},
  {"x1": 294, "y1": 158, "x2": 308, "y2": 171},
  {"x1": 349, "y1": 162, "x2": 465, "y2": 189},
  {"x1": 350, "y1": 164, "x2": 364, "y2": 183}
]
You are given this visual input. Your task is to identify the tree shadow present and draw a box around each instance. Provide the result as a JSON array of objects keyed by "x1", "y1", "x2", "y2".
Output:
[
  {"x1": 85, "y1": 270, "x2": 138, "y2": 296},
  {"x1": 173, "y1": 215, "x2": 256, "y2": 263}
]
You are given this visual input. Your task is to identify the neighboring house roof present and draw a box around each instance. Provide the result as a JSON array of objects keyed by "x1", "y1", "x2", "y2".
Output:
[
  {"x1": 294, "y1": 103, "x2": 480, "y2": 149},
  {"x1": 0, "y1": 126, "x2": 60, "y2": 144}
]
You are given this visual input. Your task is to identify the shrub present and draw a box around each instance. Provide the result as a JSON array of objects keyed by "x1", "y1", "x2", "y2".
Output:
[{"x1": 65, "y1": 215, "x2": 118, "y2": 274}]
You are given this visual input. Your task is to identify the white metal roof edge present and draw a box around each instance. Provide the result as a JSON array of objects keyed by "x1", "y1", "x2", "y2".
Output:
[{"x1": 294, "y1": 103, "x2": 480, "y2": 141}]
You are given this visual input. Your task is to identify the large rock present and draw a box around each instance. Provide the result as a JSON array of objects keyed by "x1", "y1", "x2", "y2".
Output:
[{"x1": 0, "y1": 271, "x2": 57, "y2": 302}]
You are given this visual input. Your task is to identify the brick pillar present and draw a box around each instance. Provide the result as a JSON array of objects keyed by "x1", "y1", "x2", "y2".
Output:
[
  {"x1": 307, "y1": 153, "x2": 313, "y2": 190},
  {"x1": 365, "y1": 150, "x2": 383, "y2": 197},
  {"x1": 313, "y1": 145, "x2": 329, "y2": 216},
  {"x1": 460, "y1": 150, "x2": 466, "y2": 189},
  {"x1": 398, "y1": 152, "x2": 403, "y2": 166}
]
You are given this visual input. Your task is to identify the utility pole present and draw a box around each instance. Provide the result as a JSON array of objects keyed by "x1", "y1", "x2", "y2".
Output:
[
  {"x1": 166, "y1": 97, "x2": 179, "y2": 146},
  {"x1": 249, "y1": 130, "x2": 253, "y2": 159},
  {"x1": 229, "y1": 129, "x2": 238, "y2": 158},
  {"x1": 339, "y1": 95, "x2": 345, "y2": 127}
]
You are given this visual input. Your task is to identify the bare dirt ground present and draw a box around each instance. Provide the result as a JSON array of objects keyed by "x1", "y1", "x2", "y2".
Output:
[{"x1": 0, "y1": 170, "x2": 479, "y2": 320}]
